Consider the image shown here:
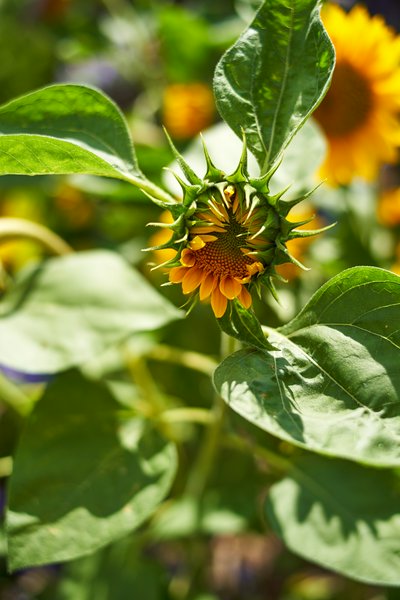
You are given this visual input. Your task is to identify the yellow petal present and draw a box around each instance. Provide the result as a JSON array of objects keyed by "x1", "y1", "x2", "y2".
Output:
[
  {"x1": 189, "y1": 235, "x2": 206, "y2": 251},
  {"x1": 219, "y1": 275, "x2": 242, "y2": 300},
  {"x1": 182, "y1": 267, "x2": 203, "y2": 294},
  {"x1": 211, "y1": 287, "x2": 228, "y2": 318},
  {"x1": 181, "y1": 248, "x2": 196, "y2": 267},
  {"x1": 169, "y1": 266, "x2": 188, "y2": 283},
  {"x1": 238, "y1": 286, "x2": 252, "y2": 309},
  {"x1": 199, "y1": 272, "x2": 217, "y2": 300}
]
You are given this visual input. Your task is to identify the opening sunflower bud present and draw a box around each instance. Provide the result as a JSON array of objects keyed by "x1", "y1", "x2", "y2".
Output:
[{"x1": 149, "y1": 137, "x2": 331, "y2": 318}]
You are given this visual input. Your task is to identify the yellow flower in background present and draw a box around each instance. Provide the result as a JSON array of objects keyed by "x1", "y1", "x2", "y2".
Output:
[
  {"x1": 0, "y1": 192, "x2": 43, "y2": 271},
  {"x1": 150, "y1": 210, "x2": 177, "y2": 268},
  {"x1": 275, "y1": 203, "x2": 322, "y2": 281},
  {"x1": 377, "y1": 187, "x2": 400, "y2": 227},
  {"x1": 391, "y1": 242, "x2": 400, "y2": 274},
  {"x1": 162, "y1": 83, "x2": 215, "y2": 139},
  {"x1": 54, "y1": 184, "x2": 94, "y2": 230},
  {"x1": 313, "y1": 4, "x2": 400, "y2": 185}
]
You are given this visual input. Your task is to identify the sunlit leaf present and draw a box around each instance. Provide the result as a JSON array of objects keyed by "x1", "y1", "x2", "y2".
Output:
[
  {"x1": 0, "y1": 84, "x2": 139, "y2": 180},
  {"x1": 213, "y1": 0, "x2": 334, "y2": 173},
  {"x1": 214, "y1": 267, "x2": 400, "y2": 467}
]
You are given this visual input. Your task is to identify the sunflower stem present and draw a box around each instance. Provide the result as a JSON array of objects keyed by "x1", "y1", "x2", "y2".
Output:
[
  {"x1": 158, "y1": 407, "x2": 213, "y2": 426},
  {"x1": 145, "y1": 344, "x2": 218, "y2": 377},
  {"x1": 122, "y1": 173, "x2": 178, "y2": 206},
  {"x1": 0, "y1": 371, "x2": 34, "y2": 416},
  {"x1": 184, "y1": 332, "x2": 235, "y2": 498},
  {"x1": 0, "y1": 218, "x2": 73, "y2": 256}
]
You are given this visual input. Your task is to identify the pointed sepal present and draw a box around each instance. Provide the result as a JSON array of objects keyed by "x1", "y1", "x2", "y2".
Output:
[
  {"x1": 201, "y1": 135, "x2": 226, "y2": 182},
  {"x1": 163, "y1": 127, "x2": 203, "y2": 186}
]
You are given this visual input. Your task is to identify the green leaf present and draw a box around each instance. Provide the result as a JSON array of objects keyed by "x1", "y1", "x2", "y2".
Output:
[
  {"x1": 218, "y1": 300, "x2": 275, "y2": 350},
  {"x1": 213, "y1": 0, "x2": 334, "y2": 173},
  {"x1": 6, "y1": 370, "x2": 177, "y2": 571},
  {"x1": 0, "y1": 84, "x2": 139, "y2": 180},
  {"x1": 266, "y1": 454, "x2": 400, "y2": 585},
  {"x1": 214, "y1": 267, "x2": 400, "y2": 467},
  {"x1": 0, "y1": 84, "x2": 175, "y2": 204},
  {"x1": 0, "y1": 250, "x2": 182, "y2": 375},
  {"x1": 57, "y1": 542, "x2": 168, "y2": 600}
]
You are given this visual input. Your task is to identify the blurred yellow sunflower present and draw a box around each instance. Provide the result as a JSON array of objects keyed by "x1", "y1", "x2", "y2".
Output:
[
  {"x1": 275, "y1": 203, "x2": 323, "y2": 281},
  {"x1": 313, "y1": 4, "x2": 400, "y2": 185},
  {"x1": 162, "y1": 83, "x2": 215, "y2": 140},
  {"x1": 391, "y1": 242, "x2": 400, "y2": 275},
  {"x1": 377, "y1": 187, "x2": 400, "y2": 227}
]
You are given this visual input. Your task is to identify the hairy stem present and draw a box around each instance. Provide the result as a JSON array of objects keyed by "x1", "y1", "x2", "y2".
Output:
[
  {"x1": 123, "y1": 174, "x2": 177, "y2": 206},
  {"x1": 184, "y1": 332, "x2": 236, "y2": 498}
]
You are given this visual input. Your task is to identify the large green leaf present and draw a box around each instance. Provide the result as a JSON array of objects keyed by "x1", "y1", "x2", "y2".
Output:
[
  {"x1": 266, "y1": 454, "x2": 400, "y2": 585},
  {"x1": 214, "y1": 267, "x2": 400, "y2": 467},
  {"x1": 6, "y1": 370, "x2": 177, "y2": 571},
  {"x1": 213, "y1": 0, "x2": 334, "y2": 173},
  {"x1": 0, "y1": 250, "x2": 182, "y2": 375},
  {"x1": 0, "y1": 84, "x2": 174, "y2": 204},
  {"x1": 0, "y1": 84, "x2": 138, "y2": 179}
]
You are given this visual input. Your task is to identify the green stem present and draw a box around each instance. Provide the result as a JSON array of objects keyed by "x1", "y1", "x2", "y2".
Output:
[
  {"x1": 159, "y1": 407, "x2": 213, "y2": 426},
  {"x1": 146, "y1": 344, "x2": 218, "y2": 376},
  {"x1": 123, "y1": 174, "x2": 177, "y2": 206},
  {"x1": 184, "y1": 332, "x2": 236, "y2": 498},
  {"x1": 222, "y1": 432, "x2": 291, "y2": 474},
  {"x1": 0, "y1": 371, "x2": 34, "y2": 416},
  {"x1": 124, "y1": 352, "x2": 166, "y2": 416},
  {"x1": 0, "y1": 218, "x2": 73, "y2": 256},
  {"x1": 0, "y1": 456, "x2": 12, "y2": 477}
]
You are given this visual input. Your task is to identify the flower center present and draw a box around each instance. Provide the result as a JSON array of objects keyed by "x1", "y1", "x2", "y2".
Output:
[
  {"x1": 192, "y1": 209, "x2": 254, "y2": 278},
  {"x1": 313, "y1": 61, "x2": 373, "y2": 137}
]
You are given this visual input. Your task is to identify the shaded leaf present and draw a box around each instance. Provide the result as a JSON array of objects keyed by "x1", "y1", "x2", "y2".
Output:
[
  {"x1": 218, "y1": 300, "x2": 275, "y2": 350},
  {"x1": 214, "y1": 267, "x2": 400, "y2": 467},
  {"x1": 266, "y1": 454, "x2": 400, "y2": 585},
  {"x1": 213, "y1": 0, "x2": 334, "y2": 173},
  {"x1": 6, "y1": 370, "x2": 177, "y2": 570},
  {"x1": 0, "y1": 250, "x2": 183, "y2": 375}
]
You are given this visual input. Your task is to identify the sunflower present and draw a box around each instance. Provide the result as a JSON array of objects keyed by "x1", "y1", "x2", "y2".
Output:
[
  {"x1": 313, "y1": 4, "x2": 400, "y2": 185},
  {"x1": 377, "y1": 186, "x2": 400, "y2": 227},
  {"x1": 275, "y1": 203, "x2": 323, "y2": 281},
  {"x1": 149, "y1": 140, "x2": 326, "y2": 318},
  {"x1": 168, "y1": 184, "x2": 268, "y2": 317},
  {"x1": 162, "y1": 83, "x2": 215, "y2": 140}
]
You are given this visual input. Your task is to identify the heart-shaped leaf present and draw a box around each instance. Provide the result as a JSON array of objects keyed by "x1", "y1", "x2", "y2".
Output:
[{"x1": 214, "y1": 267, "x2": 400, "y2": 467}]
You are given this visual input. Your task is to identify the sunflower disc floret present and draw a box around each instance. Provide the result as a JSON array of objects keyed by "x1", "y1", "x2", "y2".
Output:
[{"x1": 149, "y1": 138, "x2": 327, "y2": 318}]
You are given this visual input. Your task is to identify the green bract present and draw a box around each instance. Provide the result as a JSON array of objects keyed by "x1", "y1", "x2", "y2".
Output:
[{"x1": 149, "y1": 136, "x2": 330, "y2": 319}]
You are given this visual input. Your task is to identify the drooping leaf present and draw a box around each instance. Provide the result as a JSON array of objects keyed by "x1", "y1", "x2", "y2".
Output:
[
  {"x1": 6, "y1": 370, "x2": 177, "y2": 571},
  {"x1": 0, "y1": 250, "x2": 183, "y2": 375},
  {"x1": 0, "y1": 84, "x2": 175, "y2": 204},
  {"x1": 214, "y1": 267, "x2": 400, "y2": 467},
  {"x1": 266, "y1": 454, "x2": 400, "y2": 585},
  {"x1": 213, "y1": 0, "x2": 334, "y2": 173}
]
